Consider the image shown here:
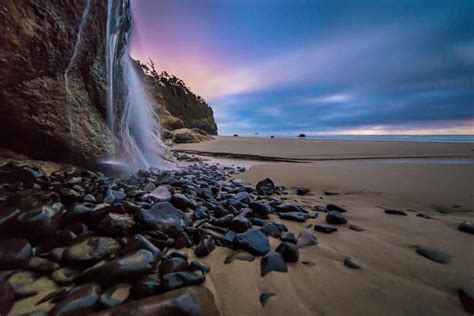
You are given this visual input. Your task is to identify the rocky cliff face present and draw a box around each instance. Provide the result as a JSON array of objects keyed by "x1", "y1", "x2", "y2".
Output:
[{"x1": 0, "y1": 0, "x2": 113, "y2": 166}]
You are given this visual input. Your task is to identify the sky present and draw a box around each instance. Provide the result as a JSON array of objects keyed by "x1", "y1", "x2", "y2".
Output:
[{"x1": 130, "y1": 0, "x2": 474, "y2": 136}]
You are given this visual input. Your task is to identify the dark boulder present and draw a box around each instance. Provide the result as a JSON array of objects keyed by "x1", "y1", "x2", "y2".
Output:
[
  {"x1": 256, "y1": 178, "x2": 275, "y2": 195},
  {"x1": 194, "y1": 235, "x2": 216, "y2": 257},
  {"x1": 137, "y1": 202, "x2": 186, "y2": 237},
  {"x1": 276, "y1": 242, "x2": 299, "y2": 262}
]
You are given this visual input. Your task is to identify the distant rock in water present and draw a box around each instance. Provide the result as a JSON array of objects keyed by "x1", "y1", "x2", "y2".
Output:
[{"x1": 298, "y1": 134, "x2": 306, "y2": 138}]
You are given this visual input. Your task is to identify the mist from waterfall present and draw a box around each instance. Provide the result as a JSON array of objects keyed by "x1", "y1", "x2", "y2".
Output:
[
  {"x1": 105, "y1": 0, "x2": 168, "y2": 173},
  {"x1": 64, "y1": 0, "x2": 92, "y2": 140}
]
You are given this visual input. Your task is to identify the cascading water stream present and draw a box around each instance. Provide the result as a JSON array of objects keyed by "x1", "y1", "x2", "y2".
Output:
[{"x1": 64, "y1": 0, "x2": 92, "y2": 139}]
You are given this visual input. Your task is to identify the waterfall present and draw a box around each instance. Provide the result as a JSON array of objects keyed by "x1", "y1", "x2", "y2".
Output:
[
  {"x1": 105, "y1": 0, "x2": 168, "y2": 173},
  {"x1": 64, "y1": 0, "x2": 92, "y2": 138}
]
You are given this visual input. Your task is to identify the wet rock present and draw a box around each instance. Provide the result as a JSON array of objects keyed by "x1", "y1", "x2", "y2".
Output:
[
  {"x1": 131, "y1": 275, "x2": 163, "y2": 298},
  {"x1": 51, "y1": 267, "x2": 80, "y2": 285},
  {"x1": 278, "y1": 212, "x2": 308, "y2": 222},
  {"x1": 280, "y1": 232, "x2": 297, "y2": 244},
  {"x1": 296, "y1": 187, "x2": 309, "y2": 195},
  {"x1": 100, "y1": 283, "x2": 131, "y2": 308},
  {"x1": 261, "y1": 223, "x2": 281, "y2": 238},
  {"x1": 6, "y1": 271, "x2": 38, "y2": 297},
  {"x1": 27, "y1": 256, "x2": 60, "y2": 273},
  {"x1": 175, "y1": 232, "x2": 194, "y2": 249},
  {"x1": 98, "y1": 212, "x2": 135, "y2": 237},
  {"x1": 194, "y1": 235, "x2": 216, "y2": 257},
  {"x1": 229, "y1": 216, "x2": 252, "y2": 233},
  {"x1": 159, "y1": 257, "x2": 188, "y2": 277},
  {"x1": 326, "y1": 204, "x2": 347, "y2": 213},
  {"x1": 344, "y1": 257, "x2": 361, "y2": 269},
  {"x1": 224, "y1": 250, "x2": 256, "y2": 264},
  {"x1": 385, "y1": 209, "x2": 407, "y2": 216},
  {"x1": 0, "y1": 278, "x2": 14, "y2": 315},
  {"x1": 249, "y1": 201, "x2": 271, "y2": 217},
  {"x1": 458, "y1": 282, "x2": 474, "y2": 314},
  {"x1": 17, "y1": 204, "x2": 63, "y2": 237},
  {"x1": 193, "y1": 206, "x2": 209, "y2": 220},
  {"x1": 260, "y1": 292, "x2": 275, "y2": 307},
  {"x1": 326, "y1": 211, "x2": 347, "y2": 225},
  {"x1": 162, "y1": 272, "x2": 205, "y2": 291},
  {"x1": 149, "y1": 185, "x2": 171, "y2": 201},
  {"x1": 415, "y1": 246, "x2": 451, "y2": 264},
  {"x1": 349, "y1": 224, "x2": 365, "y2": 232},
  {"x1": 256, "y1": 178, "x2": 275, "y2": 195},
  {"x1": 235, "y1": 229, "x2": 270, "y2": 256},
  {"x1": 261, "y1": 251, "x2": 288, "y2": 276},
  {"x1": 275, "y1": 203, "x2": 304, "y2": 213},
  {"x1": 416, "y1": 213, "x2": 432, "y2": 219},
  {"x1": 189, "y1": 260, "x2": 210, "y2": 274},
  {"x1": 170, "y1": 193, "x2": 196, "y2": 210},
  {"x1": 63, "y1": 236, "x2": 120, "y2": 266},
  {"x1": 83, "y1": 194, "x2": 96, "y2": 203},
  {"x1": 132, "y1": 234, "x2": 162, "y2": 259},
  {"x1": 296, "y1": 231, "x2": 318, "y2": 248},
  {"x1": 137, "y1": 202, "x2": 185, "y2": 237},
  {"x1": 98, "y1": 286, "x2": 220, "y2": 315},
  {"x1": 276, "y1": 242, "x2": 299, "y2": 262},
  {"x1": 312, "y1": 205, "x2": 327, "y2": 213},
  {"x1": 458, "y1": 221, "x2": 474, "y2": 234},
  {"x1": 314, "y1": 224, "x2": 338, "y2": 233},
  {"x1": 59, "y1": 188, "x2": 83, "y2": 204},
  {"x1": 104, "y1": 250, "x2": 155, "y2": 281},
  {"x1": 0, "y1": 238, "x2": 31, "y2": 269},
  {"x1": 49, "y1": 283, "x2": 102, "y2": 315}
]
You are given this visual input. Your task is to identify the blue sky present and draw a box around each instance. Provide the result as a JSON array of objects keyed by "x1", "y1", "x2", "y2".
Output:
[{"x1": 131, "y1": 0, "x2": 474, "y2": 135}]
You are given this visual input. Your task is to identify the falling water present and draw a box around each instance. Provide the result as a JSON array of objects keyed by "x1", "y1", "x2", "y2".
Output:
[
  {"x1": 105, "y1": 0, "x2": 168, "y2": 173},
  {"x1": 64, "y1": 0, "x2": 92, "y2": 138}
]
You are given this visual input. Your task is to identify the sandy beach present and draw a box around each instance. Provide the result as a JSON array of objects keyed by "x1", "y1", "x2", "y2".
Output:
[{"x1": 173, "y1": 136, "x2": 474, "y2": 315}]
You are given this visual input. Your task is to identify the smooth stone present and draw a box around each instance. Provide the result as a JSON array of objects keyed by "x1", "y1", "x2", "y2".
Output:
[
  {"x1": 344, "y1": 257, "x2": 361, "y2": 269},
  {"x1": 280, "y1": 232, "x2": 297, "y2": 244},
  {"x1": 159, "y1": 257, "x2": 188, "y2": 277},
  {"x1": 324, "y1": 191, "x2": 340, "y2": 196},
  {"x1": 458, "y1": 282, "x2": 474, "y2": 314},
  {"x1": 458, "y1": 221, "x2": 474, "y2": 234},
  {"x1": 229, "y1": 216, "x2": 252, "y2": 233},
  {"x1": 0, "y1": 278, "x2": 14, "y2": 315},
  {"x1": 27, "y1": 256, "x2": 60, "y2": 272},
  {"x1": 415, "y1": 246, "x2": 451, "y2": 264},
  {"x1": 189, "y1": 261, "x2": 210, "y2": 274},
  {"x1": 49, "y1": 283, "x2": 102, "y2": 315},
  {"x1": 312, "y1": 205, "x2": 327, "y2": 212},
  {"x1": 149, "y1": 185, "x2": 171, "y2": 201},
  {"x1": 97, "y1": 286, "x2": 220, "y2": 316},
  {"x1": 416, "y1": 213, "x2": 432, "y2": 219},
  {"x1": 314, "y1": 225, "x2": 338, "y2": 233},
  {"x1": 249, "y1": 201, "x2": 271, "y2": 217},
  {"x1": 83, "y1": 194, "x2": 96, "y2": 203},
  {"x1": 261, "y1": 251, "x2": 288, "y2": 277},
  {"x1": 104, "y1": 250, "x2": 155, "y2": 280},
  {"x1": 194, "y1": 235, "x2": 216, "y2": 257},
  {"x1": 51, "y1": 267, "x2": 80, "y2": 285},
  {"x1": 62, "y1": 236, "x2": 120, "y2": 266},
  {"x1": 143, "y1": 183, "x2": 156, "y2": 193},
  {"x1": 131, "y1": 275, "x2": 163, "y2": 298},
  {"x1": 235, "y1": 191, "x2": 251, "y2": 204},
  {"x1": 162, "y1": 272, "x2": 205, "y2": 291},
  {"x1": 6, "y1": 271, "x2": 38, "y2": 297},
  {"x1": 193, "y1": 206, "x2": 209, "y2": 220},
  {"x1": 275, "y1": 203, "x2": 304, "y2": 213},
  {"x1": 224, "y1": 251, "x2": 256, "y2": 264},
  {"x1": 137, "y1": 202, "x2": 185, "y2": 237},
  {"x1": 260, "y1": 292, "x2": 275, "y2": 307},
  {"x1": 100, "y1": 283, "x2": 131, "y2": 308},
  {"x1": 385, "y1": 209, "x2": 407, "y2": 216},
  {"x1": 276, "y1": 242, "x2": 299, "y2": 262},
  {"x1": 0, "y1": 238, "x2": 31, "y2": 269},
  {"x1": 170, "y1": 193, "x2": 196, "y2": 210},
  {"x1": 296, "y1": 231, "x2": 318, "y2": 248},
  {"x1": 132, "y1": 234, "x2": 162, "y2": 259},
  {"x1": 17, "y1": 204, "x2": 62, "y2": 237},
  {"x1": 326, "y1": 211, "x2": 347, "y2": 225},
  {"x1": 296, "y1": 187, "x2": 309, "y2": 195},
  {"x1": 349, "y1": 224, "x2": 365, "y2": 232},
  {"x1": 98, "y1": 212, "x2": 135, "y2": 237},
  {"x1": 235, "y1": 229, "x2": 270, "y2": 256},
  {"x1": 256, "y1": 178, "x2": 275, "y2": 195},
  {"x1": 261, "y1": 223, "x2": 281, "y2": 238},
  {"x1": 326, "y1": 204, "x2": 347, "y2": 213},
  {"x1": 278, "y1": 212, "x2": 309, "y2": 222},
  {"x1": 174, "y1": 232, "x2": 194, "y2": 249}
]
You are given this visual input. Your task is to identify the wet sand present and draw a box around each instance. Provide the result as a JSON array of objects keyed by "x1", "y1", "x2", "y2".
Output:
[{"x1": 175, "y1": 137, "x2": 474, "y2": 315}]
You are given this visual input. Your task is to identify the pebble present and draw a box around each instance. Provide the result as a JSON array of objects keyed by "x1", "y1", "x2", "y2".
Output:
[
  {"x1": 344, "y1": 257, "x2": 361, "y2": 269},
  {"x1": 62, "y1": 236, "x2": 120, "y2": 266},
  {"x1": 195, "y1": 235, "x2": 216, "y2": 257},
  {"x1": 458, "y1": 221, "x2": 474, "y2": 234},
  {"x1": 149, "y1": 185, "x2": 171, "y2": 201},
  {"x1": 296, "y1": 187, "x2": 309, "y2": 195},
  {"x1": 256, "y1": 178, "x2": 275, "y2": 195},
  {"x1": 385, "y1": 209, "x2": 407, "y2": 216},
  {"x1": 326, "y1": 211, "x2": 347, "y2": 225},
  {"x1": 327, "y1": 204, "x2": 347, "y2": 213},
  {"x1": 415, "y1": 246, "x2": 451, "y2": 264},
  {"x1": 260, "y1": 251, "x2": 288, "y2": 276},
  {"x1": 260, "y1": 292, "x2": 275, "y2": 307},
  {"x1": 296, "y1": 231, "x2": 318, "y2": 248},
  {"x1": 314, "y1": 225, "x2": 338, "y2": 233},
  {"x1": 458, "y1": 282, "x2": 474, "y2": 314},
  {"x1": 235, "y1": 229, "x2": 270, "y2": 256},
  {"x1": 276, "y1": 242, "x2": 299, "y2": 262}
]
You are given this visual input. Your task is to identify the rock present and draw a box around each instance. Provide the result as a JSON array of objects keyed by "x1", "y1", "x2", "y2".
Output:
[
  {"x1": 100, "y1": 283, "x2": 131, "y2": 308},
  {"x1": 131, "y1": 276, "x2": 163, "y2": 298},
  {"x1": 312, "y1": 205, "x2": 327, "y2": 213},
  {"x1": 256, "y1": 178, "x2": 275, "y2": 195},
  {"x1": 137, "y1": 202, "x2": 186, "y2": 237},
  {"x1": 235, "y1": 191, "x2": 251, "y2": 204},
  {"x1": 98, "y1": 212, "x2": 135, "y2": 236},
  {"x1": 301, "y1": 261, "x2": 316, "y2": 266},
  {"x1": 62, "y1": 236, "x2": 120, "y2": 266},
  {"x1": 224, "y1": 251, "x2": 256, "y2": 264},
  {"x1": 170, "y1": 193, "x2": 196, "y2": 210},
  {"x1": 189, "y1": 261, "x2": 210, "y2": 274},
  {"x1": 235, "y1": 229, "x2": 270, "y2": 256},
  {"x1": 261, "y1": 251, "x2": 288, "y2": 276},
  {"x1": 260, "y1": 292, "x2": 275, "y2": 307},
  {"x1": 324, "y1": 191, "x2": 340, "y2": 196},
  {"x1": 275, "y1": 203, "x2": 304, "y2": 213},
  {"x1": 195, "y1": 235, "x2": 216, "y2": 257},
  {"x1": 162, "y1": 272, "x2": 205, "y2": 291},
  {"x1": 0, "y1": 278, "x2": 14, "y2": 315},
  {"x1": 261, "y1": 223, "x2": 282, "y2": 238},
  {"x1": 280, "y1": 232, "x2": 297, "y2": 244},
  {"x1": 298, "y1": 134, "x2": 306, "y2": 138},
  {"x1": 349, "y1": 224, "x2": 365, "y2": 232},
  {"x1": 296, "y1": 187, "x2": 309, "y2": 195},
  {"x1": 51, "y1": 267, "x2": 80, "y2": 285},
  {"x1": 16, "y1": 204, "x2": 63, "y2": 237},
  {"x1": 326, "y1": 204, "x2": 347, "y2": 213},
  {"x1": 27, "y1": 256, "x2": 60, "y2": 272},
  {"x1": 296, "y1": 231, "x2": 318, "y2": 248},
  {"x1": 97, "y1": 286, "x2": 220, "y2": 315},
  {"x1": 458, "y1": 282, "x2": 474, "y2": 314},
  {"x1": 103, "y1": 250, "x2": 155, "y2": 281},
  {"x1": 276, "y1": 242, "x2": 299, "y2": 262},
  {"x1": 175, "y1": 232, "x2": 194, "y2": 249},
  {"x1": 416, "y1": 213, "x2": 432, "y2": 219},
  {"x1": 83, "y1": 194, "x2": 96, "y2": 203},
  {"x1": 458, "y1": 221, "x2": 474, "y2": 234},
  {"x1": 344, "y1": 257, "x2": 361, "y2": 269},
  {"x1": 49, "y1": 283, "x2": 102, "y2": 315},
  {"x1": 249, "y1": 201, "x2": 271, "y2": 217},
  {"x1": 415, "y1": 246, "x2": 451, "y2": 264},
  {"x1": 149, "y1": 185, "x2": 171, "y2": 201},
  {"x1": 159, "y1": 257, "x2": 188, "y2": 277},
  {"x1": 172, "y1": 128, "x2": 214, "y2": 144},
  {"x1": 229, "y1": 216, "x2": 252, "y2": 233},
  {"x1": 6, "y1": 271, "x2": 38, "y2": 298},
  {"x1": 278, "y1": 212, "x2": 308, "y2": 222},
  {"x1": 0, "y1": 238, "x2": 32, "y2": 269},
  {"x1": 326, "y1": 211, "x2": 347, "y2": 225},
  {"x1": 314, "y1": 225, "x2": 338, "y2": 233},
  {"x1": 385, "y1": 209, "x2": 407, "y2": 216}
]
